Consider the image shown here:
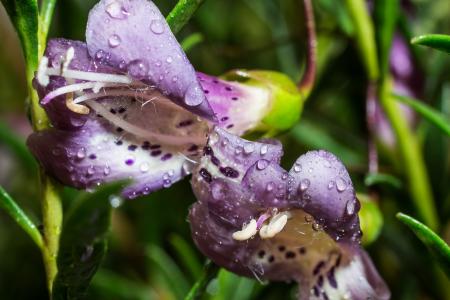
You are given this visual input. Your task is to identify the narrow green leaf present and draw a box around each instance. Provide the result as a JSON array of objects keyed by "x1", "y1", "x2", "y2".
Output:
[
  {"x1": 39, "y1": 0, "x2": 58, "y2": 47},
  {"x1": 0, "y1": 185, "x2": 43, "y2": 249},
  {"x1": 396, "y1": 213, "x2": 450, "y2": 276},
  {"x1": 0, "y1": 121, "x2": 37, "y2": 170},
  {"x1": 1, "y1": 0, "x2": 39, "y2": 68},
  {"x1": 393, "y1": 94, "x2": 450, "y2": 136},
  {"x1": 411, "y1": 34, "x2": 450, "y2": 54},
  {"x1": 170, "y1": 234, "x2": 202, "y2": 279},
  {"x1": 185, "y1": 261, "x2": 219, "y2": 300},
  {"x1": 374, "y1": 0, "x2": 399, "y2": 77},
  {"x1": 166, "y1": 0, "x2": 206, "y2": 34},
  {"x1": 52, "y1": 181, "x2": 127, "y2": 300},
  {"x1": 146, "y1": 245, "x2": 190, "y2": 299},
  {"x1": 364, "y1": 173, "x2": 402, "y2": 189},
  {"x1": 181, "y1": 32, "x2": 204, "y2": 52}
]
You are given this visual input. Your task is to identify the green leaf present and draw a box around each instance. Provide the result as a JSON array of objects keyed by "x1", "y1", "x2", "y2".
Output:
[
  {"x1": 167, "y1": 0, "x2": 206, "y2": 34},
  {"x1": 185, "y1": 261, "x2": 219, "y2": 300},
  {"x1": 181, "y1": 32, "x2": 204, "y2": 52},
  {"x1": 1, "y1": 0, "x2": 39, "y2": 68},
  {"x1": 0, "y1": 185, "x2": 43, "y2": 249},
  {"x1": 411, "y1": 34, "x2": 450, "y2": 54},
  {"x1": 169, "y1": 234, "x2": 202, "y2": 279},
  {"x1": 0, "y1": 121, "x2": 37, "y2": 170},
  {"x1": 364, "y1": 173, "x2": 402, "y2": 189},
  {"x1": 357, "y1": 193, "x2": 383, "y2": 245},
  {"x1": 393, "y1": 94, "x2": 450, "y2": 136},
  {"x1": 396, "y1": 213, "x2": 450, "y2": 276},
  {"x1": 52, "y1": 182, "x2": 126, "y2": 300}
]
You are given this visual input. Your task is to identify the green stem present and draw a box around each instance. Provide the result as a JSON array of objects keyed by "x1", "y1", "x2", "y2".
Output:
[
  {"x1": 381, "y1": 80, "x2": 438, "y2": 230},
  {"x1": 166, "y1": 0, "x2": 205, "y2": 34},
  {"x1": 39, "y1": 0, "x2": 57, "y2": 49},
  {"x1": 184, "y1": 261, "x2": 219, "y2": 300},
  {"x1": 344, "y1": 0, "x2": 379, "y2": 81}
]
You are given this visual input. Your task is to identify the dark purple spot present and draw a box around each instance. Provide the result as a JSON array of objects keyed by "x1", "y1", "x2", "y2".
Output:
[
  {"x1": 128, "y1": 145, "x2": 137, "y2": 151},
  {"x1": 116, "y1": 127, "x2": 124, "y2": 133},
  {"x1": 313, "y1": 286, "x2": 320, "y2": 297},
  {"x1": 88, "y1": 154, "x2": 97, "y2": 160},
  {"x1": 299, "y1": 247, "x2": 306, "y2": 255},
  {"x1": 231, "y1": 97, "x2": 238, "y2": 101},
  {"x1": 188, "y1": 145, "x2": 199, "y2": 152},
  {"x1": 225, "y1": 86, "x2": 232, "y2": 91},
  {"x1": 219, "y1": 166, "x2": 239, "y2": 178},
  {"x1": 118, "y1": 107, "x2": 126, "y2": 113},
  {"x1": 317, "y1": 275, "x2": 324, "y2": 287},
  {"x1": 204, "y1": 90, "x2": 210, "y2": 94},
  {"x1": 142, "y1": 141, "x2": 151, "y2": 150},
  {"x1": 199, "y1": 168, "x2": 212, "y2": 183},
  {"x1": 211, "y1": 156, "x2": 220, "y2": 166},
  {"x1": 278, "y1": 246, "x2": 286, "y2": 252},
  {"x1": 203, "y1": 146, "x2": 213, "y2": 156},
  {"x1": 110, "y1": 108, "x2": 117, "y2": 114},
  {"x1": 220, "y1": 116, "x2": 229, "y2": 122},
  {"x1": 150, "y1": 144, "x2": 161, "y2": 149},
  {"x1": 322, "y1": 292, "x2": 329, "y2": 300},
  {"x1": 125, "y1": 159, "x2": 134, "y2": 165},
  {"x1": 285, "y1": 251, "x2": 296, "y2": 259},
  {"x1": 161, "y1": 153, "x2": 172, "y2": 161},
  {"x1": 268, "y1": 255, "x2": 274, "y2": 263},
  {"x1": 151, "y1": 150, "x2": 162, "y2": 156},
  {"x1": 226, "y1": 124, "x2": 234, "y2": 129},
  {"x1": 115, "y1": 140, "x2": 123, "y2": 146},
  {"x1": 177, "y1": 120, "x2": 194, "y2": 128},
  {"x1": 313, "y1": 261, "x2": 325, "y2": 275},
  {"x1": 258, "y1": 250, "x2": 265, "y2": 258},
  {"x1": 213, "y1": 79, "x2": 219, "y2": 84},
  {"x1": 96, "y1": 114, "x2": 103, "y2": 118},
  {"x1": 327, "y1": 267, "x2": 337, "y2": 288}
]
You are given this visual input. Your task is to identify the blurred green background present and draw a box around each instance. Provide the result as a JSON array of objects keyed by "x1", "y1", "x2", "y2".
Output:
[{"x1": 0, "y1": 0, "x2": 449, "y2": 299}]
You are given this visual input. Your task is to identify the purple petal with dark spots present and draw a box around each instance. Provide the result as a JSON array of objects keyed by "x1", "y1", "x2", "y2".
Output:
[{"x1": 86, "y1": 0, "x2": 215, "y2": 121}]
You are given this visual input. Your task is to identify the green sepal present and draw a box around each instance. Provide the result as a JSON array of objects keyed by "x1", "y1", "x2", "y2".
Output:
[{"x1": 357, "y1": 193, "x2": 383, "y2": 246}]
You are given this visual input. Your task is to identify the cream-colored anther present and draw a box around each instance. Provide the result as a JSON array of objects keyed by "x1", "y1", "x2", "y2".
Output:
[
  {"x1": 232, "y1": 219, "x2": 258, "y2": 241},
  {"x1": 66, "y1": 93, "x2": 90, "y2": 115},
  {"x1": 259, "y1": 212, "x2": 290, "y2": 239}
]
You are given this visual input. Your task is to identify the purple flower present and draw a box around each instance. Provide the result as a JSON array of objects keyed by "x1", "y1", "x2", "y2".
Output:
[
  {"x1": 27, "y1": 0, "x2": 297, "y2": 198},
  {"x1": 189, "y1": 127, "x2": 390, "y2": 299}
]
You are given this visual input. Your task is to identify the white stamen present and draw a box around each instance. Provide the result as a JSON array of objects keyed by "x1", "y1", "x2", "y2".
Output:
[
  {"x1": 73, "y1": 89, "x2": 159, "y2": 104},
  {"x1": 232, "y1": 219, "x2": 258, "y2": 241},
  {"x1": 259, "y1": 212, "x2": 290, "y2": 239},
  {"x1": 86, "y1": 100, "x2": 206, "y2": 146},
  {"x1": 62, "y1": 47, "x2": 75, "y2": 74},
  {"x1": 44, "y1": 67, "x2": 134, "y2": 84},
  {"x1": 37, "y1": 56, "x2": 50, "y2": 86}
]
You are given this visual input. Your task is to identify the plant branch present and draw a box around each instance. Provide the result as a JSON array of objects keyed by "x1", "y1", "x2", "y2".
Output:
[
  {"x1": 166, "y1": 0, "x2": 205, "y2": 34},
  {"x1": 298, "y1": 0, "x2": 317, "y2": 98},
  {"x1": 184, "y1": 261, "x2": 219, "y2": 300}
]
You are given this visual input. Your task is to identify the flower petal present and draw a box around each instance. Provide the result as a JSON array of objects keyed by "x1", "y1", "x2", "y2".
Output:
[
  {"x1": 27, "y1": 118, "x2": 188, "y2": 198},
  {"x1": 86, "y1": 0, "x2": 215, "y2": 121},
  {"x1": 288, "y1": 150, "x2": 362, "y2": 244}
]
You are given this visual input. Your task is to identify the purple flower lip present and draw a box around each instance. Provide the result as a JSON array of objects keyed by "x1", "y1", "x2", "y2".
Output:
[{"x1": 188, "y1": 127, "x2": 390, "y2": 300}]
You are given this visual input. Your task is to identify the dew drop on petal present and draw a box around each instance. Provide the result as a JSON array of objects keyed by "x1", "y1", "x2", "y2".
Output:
[
  {"x1": 328, "y1": 180, "x2": 335, "y2": 190},
  {"x1": 166, "y1": 56, "x2": 173, "y2": 63},
  {"x1": 243, "y1": 143, "x2": 255, "y2": 154},
  {"x1": 266, "y1": 182, "x2": 275, "y2": 191},
  {"x1": 103, "y1": 166, "x2": 111, "y2": 175},
  {"x1": 260, "y1": 145, "x2": 268, "y2": 155},
  {"x1": 346, "y1": 199, "x2": 355, "y2": 215},
  {"x1": 77, "y1": 148, "x2": 86, "y2": 159},
  {"x1": 108, "y1": 34, "x2": 121, "y2": 48},
  {"x1": 128, "y1": 60, "x2": 148, "y2": 79},
  {"x1": 293, "y1": 163, "x2": 302, "y2": 173},
  {"x1": 105, "y1": 1, "x2": 129, "y2": 19},
  {"x1": 140, "y1": 162, "x2": 149, "y2": 173},
  {"x1": 209, "y1": 132, "x2": 219, "y2": 145},
  {"x1": 150, "y1": 19, "x2": 165, "y2": 34},
  {"x1": 184, "y1": 85, "x2": 204, "y2": 106},
  {"x1": 336, "y1": 177, "x2": 348, "y2": 192},
  {"x1": 256, "y1": 159, "x2": 269, "y2": 170},
  {"x1": 299, "y1": 179, "x2": 310, "y2": 191}
]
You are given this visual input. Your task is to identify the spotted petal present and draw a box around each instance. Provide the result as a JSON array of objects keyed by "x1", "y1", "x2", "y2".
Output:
[
  {"x1": 86, "y1": 0, "x2": 215, "y2": 120},
  {"x1": 189, "y1": 127, "x2": 389, "y2": 299}
]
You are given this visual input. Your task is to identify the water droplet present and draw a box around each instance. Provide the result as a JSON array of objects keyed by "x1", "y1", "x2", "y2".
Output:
[
  {"x1": 108, "y1": 34, "x2": 121, "y2": 48},
  {"x1": 211, "y1": 182, "x2": 225, "y2": 200},
  {"x1": 109, "y1": 195, "x2": 123, "y2": 208},
  {"x1": 172, "y1": 76, "x2": 178, "y2": 82},
  {"x1": 304, "y1": 215, "x2": 313, "y2": 223},
  {"x1": 166, "y1": 56, "x2": 173, "y2": 63},
  {"x1": 103, "y1": 166, "x2": 111, "y2": 175},
  {"x1": 299, "y1": 179, "x2": 310, "y2": 191},
  {"x1": 118, "y1": 60, "x2": 127, "y2": 70},
  {"x1": 266, "y1": 182, "x2": 275, "y2": 191},
  {"x1": 243, "y1": 143, "x2": 255, "y2": 154},
  {"x1": 140, "y1": 162, "x2": 149, "y2": 173},
  {"x1": 77, "y1": 148, "x2": 86, "y2": 159},
  {"x1": 328, "y1": 180, "x2": 335, "y2": 190},
  {"x1": 293, "y1": 163, "x2": 302, "y2": 173},
  {"x1": 235, "y1": 146, "x2": 243, "y2": 155},
  {"x1": 128, "y1": 59, "x2": 148, "y2": 79},
  {"x1": 95, "y1": 50, "x2": 105, "y2": 60},
  {"x1": 184, "y1": 85, "x2": 204, "y2": 106},
  {"x1": 209, "y1": 132, "x2": 219, "y2": 145},
  {"x1": 336, "y1": 177, "x2": 348, "y2": 192},
  {"x1": 87, "y1": 165, "x2": 95, "y2": 175},
  {"x1": 260, "y1": 145, "x2": 268, "y2": 155},
  {"x1": 105, "y1": 1, "x2": 129, "y2": 19},
  {"x1": 256, "y1": 159, "x2": 269, "y2": 170},
  {"x1": 312, "y1": 222, "x2": 322, "y2": 231},
  {"x1": 150, "y1": 19, "x2": 165, "y2": 34},
  {"x1": 346, "y1": 199, "x2": 355, "y2": 215}
]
